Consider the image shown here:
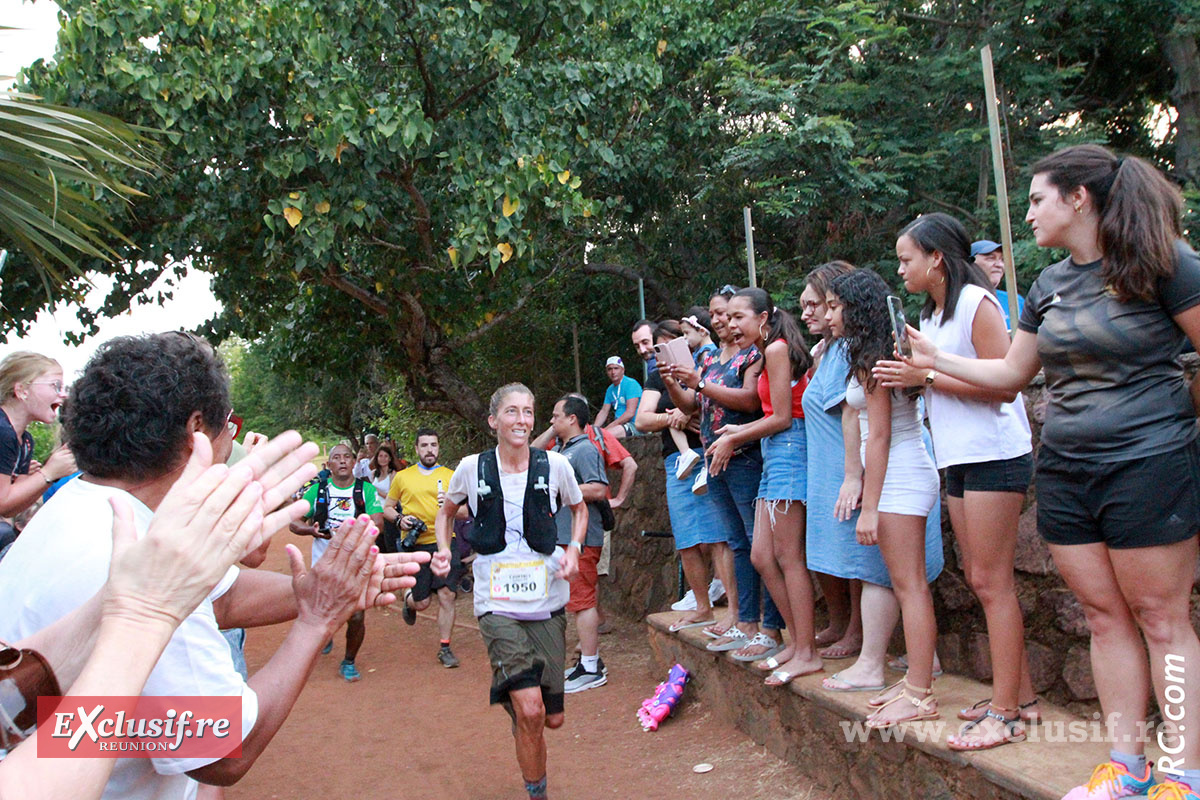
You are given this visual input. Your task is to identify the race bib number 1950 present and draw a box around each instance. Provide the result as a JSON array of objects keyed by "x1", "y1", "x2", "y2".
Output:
[{"x1": 489, "y1": 560, "x2": 548, "y2": 602}]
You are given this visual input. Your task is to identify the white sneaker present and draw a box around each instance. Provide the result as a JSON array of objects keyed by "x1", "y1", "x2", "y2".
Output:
[
  {"x1": 671, "y1": 590, "x2": 698, "y2": 612},
  {"x1": 691, "y1": 463, "x2": 708, "y2": 496},
  {"x1": 675, "y1": 449, "x2": 701, "y2": 480},
  {"x1": 707, "y1": 578, "x2": 725, "y2": 605}
]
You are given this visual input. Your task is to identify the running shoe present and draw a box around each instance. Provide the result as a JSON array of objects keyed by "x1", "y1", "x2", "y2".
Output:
[
  {"x1": 564, "y1": 659, "x2": 608, "y2": 693},
  {"x1": 1149, "y1": 779, "x2": 1200, "y2": 800},
  {"x1": 564, "y1": 656, "x2": 608, "y2": 678},
  {"x1": 438, "y1": 645, "x2": 460, "y2": 668},
  {"x1": 1061, "y1": 762, "x2": 1155, "y2": 800},
  {"x1": 671, "y1": 590, "x2": 698, "y2": 612},
  {"x1": 402, "y1": 591, "x2": 416, "y2": 626},
  {"x1": 340, "y1": 660, "x2": 362, "y2": 682},
  {"x1": 708, "y1": 578, "x2": 726, "y2": 604},
  {"x1": 320, "y1": 640, "x2": 333, "y2": 655}
]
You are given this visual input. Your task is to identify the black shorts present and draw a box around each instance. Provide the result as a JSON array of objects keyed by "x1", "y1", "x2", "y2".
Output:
[
  {"x1": 1036, "y1": 440, "x2": 1200, "y2": 549},
  {"x1": 408, "y1": 542, "x2": 463, "y2": 602},
  {"x1": 944, "y1": 453, "x2": 1033, "y2": 498}
]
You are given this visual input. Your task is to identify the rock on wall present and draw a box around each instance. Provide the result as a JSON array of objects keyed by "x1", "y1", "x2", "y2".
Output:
[{"x1": 603, "y1": 356, "x2": 1200, "y2": 712}]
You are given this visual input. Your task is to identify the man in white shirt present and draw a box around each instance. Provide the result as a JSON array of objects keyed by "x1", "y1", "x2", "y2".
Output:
[
  {"x1": 0, "y1": 332, "x2": 424, "y2": 800},
  {"x1": 433, "y1": 383, "x2": 586, "y2": 800}
]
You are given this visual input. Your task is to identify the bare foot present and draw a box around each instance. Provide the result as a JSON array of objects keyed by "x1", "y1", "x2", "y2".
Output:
[
  {"x1": 818, "y1": 634, "x2": 862, "y2": 659},
  {"x1": 814, "y1": 625, "x2": 845, "y2": 647}
]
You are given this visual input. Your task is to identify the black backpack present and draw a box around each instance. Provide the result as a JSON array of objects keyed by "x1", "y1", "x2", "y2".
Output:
[{"x1": 312, "y1": 476, "x2": 367, "y2": 531}]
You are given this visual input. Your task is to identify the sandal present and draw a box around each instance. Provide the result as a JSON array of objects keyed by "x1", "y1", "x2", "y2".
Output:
[
  {"x1": 866, "y1": 679, "x2": 905, "y2": 709},
  {"x1": 947, "y1": 707, "x2": 1026, "y2": 751},
  {"x1": 818, "y1": 640, "x2": 862, "y2": 659},
  {"x1": 864, "y1": 681, "x2": 939, "y2": 729},
  {"x1": 702, "y1": 622, "x2": 733, "y2": 639},
  {"x1": 730, "y1": 632, "x2": 784, "y2": 662},
  {"x1": 822, "y1": 671, "x2": 887, "y2": 693},
  {"x1": 958, "y1": 697, "x2": 1041, "y2": 724},
  {"x1": 705, "y1": 627, "x2": 750, "y2": 652},
  {"x1": 669, "y1": 615, "x2": 716, "y2": 633},
  {"x1": 764, "y1": 664, "x2": 823, "y2": 687}
]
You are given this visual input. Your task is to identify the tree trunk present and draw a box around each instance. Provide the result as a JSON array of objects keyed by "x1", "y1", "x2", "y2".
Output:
[{"x1": 1161, "y1": 21, "x2": 1200, "y2": 189}]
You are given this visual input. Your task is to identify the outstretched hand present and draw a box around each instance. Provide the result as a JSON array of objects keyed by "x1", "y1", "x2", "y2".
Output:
[{"x1": 106, "y1": 433, "x2": 269, "y2": 631}]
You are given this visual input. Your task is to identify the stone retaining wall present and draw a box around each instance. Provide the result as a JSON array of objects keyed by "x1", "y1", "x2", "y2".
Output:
[{"x1": 604, "y1": 356, "x2": 1200, "y2": 712}]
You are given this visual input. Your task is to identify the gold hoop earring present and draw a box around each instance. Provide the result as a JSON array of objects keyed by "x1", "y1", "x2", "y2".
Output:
[
  {"x1": 933, "y1": 271, "x2": 946, "y2": 288},
  {"x1": 759, "y1": 322, "x2": 768, "y2": 342},
  {"x1": 1075, "y1": 205, "x2": 1083, "y2": 214}
]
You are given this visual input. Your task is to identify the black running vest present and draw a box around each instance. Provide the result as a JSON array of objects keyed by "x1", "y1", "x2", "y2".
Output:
[{"x1": 467, "y1": 448, "x2": 557, "y2": 556}]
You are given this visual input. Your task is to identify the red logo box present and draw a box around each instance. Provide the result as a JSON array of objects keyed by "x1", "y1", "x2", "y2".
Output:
[{"x1": 36, "y1": 696, "x2": 242, "y2": 759}]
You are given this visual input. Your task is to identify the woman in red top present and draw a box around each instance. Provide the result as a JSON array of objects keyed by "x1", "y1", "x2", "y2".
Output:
[{"x1": 706, "y1": 287, "x2": 818, "y2": 685}]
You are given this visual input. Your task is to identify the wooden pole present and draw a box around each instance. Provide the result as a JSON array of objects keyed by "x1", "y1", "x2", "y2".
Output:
[
  {"x1": 743, "y1": 207, "x2": 757, "y2": 288},
  {"x1": 980, "y1": 44, "x2": 1020, "y2": 335},
  {"x1": 638, "y1": 278, "x2": 648, "y2": 382},
  {"x1": 572, "y1": 321, "x2": 581, "y2": 395}
]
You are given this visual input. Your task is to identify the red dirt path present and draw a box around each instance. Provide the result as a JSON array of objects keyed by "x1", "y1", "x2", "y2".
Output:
[{"x1": 228, "y1": 536, "x2": 830, "y2": 800}]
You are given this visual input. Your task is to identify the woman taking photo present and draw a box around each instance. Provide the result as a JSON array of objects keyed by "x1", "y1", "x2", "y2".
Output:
[
  {"x1": 663, "y1": 286, "x2": 784, "y2": 663},
  {"x1": 875, "y1": 212, "x2": 1037, "y2": 751},
  {"x1": 0, "y1": 352, "x2": 75, "y2": 518},
  {"x1": 706, "y1": 288, "x2": 820, "y2": 685},
  {"x1": 896, "y1": 145, "x2": 1200, "y2": 798},
  {"x1": 637, "y1": 320, "x2": 735, "y2": 633},
  {"x1": 828, "y1": 269, "x2": 940, "y2": 728}
]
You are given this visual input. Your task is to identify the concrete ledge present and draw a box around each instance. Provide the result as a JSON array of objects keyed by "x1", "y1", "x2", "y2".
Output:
[{"x1": 647, "y1": 612, "x2": 1164, "y2": 800}]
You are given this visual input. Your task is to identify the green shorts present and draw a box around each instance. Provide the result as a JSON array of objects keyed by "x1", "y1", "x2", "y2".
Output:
[{"x1": 478, "y1": 610, "x2": 566, "y2": 716}]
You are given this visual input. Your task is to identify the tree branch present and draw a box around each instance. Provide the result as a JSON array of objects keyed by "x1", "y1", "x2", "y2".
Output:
[
  {"x1": 581, "y1": 261, "x2": 682, "y2": 317},
  {"x1": 896, "y1": 11, "x2": 980, "y2": 30},
  {"x1": 443, "y1": 16, "x2": 548, "y2": 115},
  {"x1": 916, "y1": 190, "x2": 982, "y2": 227},
  {"x1": 320, "y1": 269, "x2": 390, "y2": 316},
  {"x1": 445, "y1": 261, "x2": 565, "y2": 350},
  {"x1": 402, "y1": 17, "x2": 440, "y2": 120}
]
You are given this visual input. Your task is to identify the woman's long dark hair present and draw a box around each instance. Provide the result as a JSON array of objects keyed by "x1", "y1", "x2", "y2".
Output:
[
  {"x1": 898, "y1": 213, "x2": 993, "y2": 322},
  {"x1": 371, "y1": 444, "x2": 397, "y2": 479},
  {"x1": 831, "y1": 270, "x2": 894, "y2": 390},
  {"x1": 1032, "y1": 144, "x2": 1183, "y2": 302},
  {"x1": 732, "y1": 288, "x2": 811, "y2": 380}
]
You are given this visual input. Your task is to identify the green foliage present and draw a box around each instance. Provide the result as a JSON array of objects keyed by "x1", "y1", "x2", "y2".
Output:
[
  {"x1": 26, "y1": 421, "x2": 59, "y2": 463},
  {"x1": 0, "y1": 90, "x2": 156, "y2": 305}
]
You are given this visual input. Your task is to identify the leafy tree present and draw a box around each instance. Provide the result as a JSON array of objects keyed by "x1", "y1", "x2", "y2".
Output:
[{"x1": 0, "y1": 90, "x2": 155, "y2": 298}]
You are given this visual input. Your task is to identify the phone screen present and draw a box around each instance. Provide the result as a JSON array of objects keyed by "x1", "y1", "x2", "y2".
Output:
[
  {"x1": 886, "y1": 296, "x2": 911, "y2": 357},
  {"x1": 0, "y1": 249, "x2": 7, "y2": 277}
]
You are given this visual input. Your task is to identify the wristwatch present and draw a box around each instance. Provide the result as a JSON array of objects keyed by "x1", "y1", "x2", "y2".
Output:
[
  {"x1": 924, "y1": 370, "x2": 937, "y2": 386},
  {"x1": 696, "y1": 379, "x2": 706, "y2": 393}
]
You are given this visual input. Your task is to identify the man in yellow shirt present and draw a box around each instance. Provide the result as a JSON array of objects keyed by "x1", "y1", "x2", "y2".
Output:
[{"x1": 384, "y1": 428, "x2": 461, "y2": 667}]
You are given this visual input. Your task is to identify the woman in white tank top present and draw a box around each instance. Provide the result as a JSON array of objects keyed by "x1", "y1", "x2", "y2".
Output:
[{"x1": 875, "y1": 214, "x2": 1036, "y2": 751}]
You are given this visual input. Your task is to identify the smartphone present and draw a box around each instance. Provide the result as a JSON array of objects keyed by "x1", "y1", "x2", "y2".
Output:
[
  {"x1": 653, "y1": 336, "x2": 692, "y2": 368},
  {"x1": 0, "y1": 249, "x2": 7, "y2": 277},
  {"x1": 886, "y1": 295, "x2": 911, "y2": 358}
]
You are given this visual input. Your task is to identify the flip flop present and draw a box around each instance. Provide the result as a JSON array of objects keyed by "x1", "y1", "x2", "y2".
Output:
[
  {"x1": 669, "y1": 617, "x2": 716, "y2": 633},
  {"x1": 821, "y1": 671, "x2": 887, "y2": 693},
  {"x1": 702, "y1": 623, "x2": 733, "y2": 639},
  {"x1": 755, "y1": 655, "x2": 786, "y2": 672},
  {"x1": 730, "y1": 633, "x2": 783, "y2": 662},
  {"x1": 764, "y1": 666, "x2": 823, "y2": 687}
]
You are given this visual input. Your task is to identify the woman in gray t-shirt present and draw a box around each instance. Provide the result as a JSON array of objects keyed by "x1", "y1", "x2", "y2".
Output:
[{"x1": 895, "y1": 145, "x2": 1200, "y2": 797}]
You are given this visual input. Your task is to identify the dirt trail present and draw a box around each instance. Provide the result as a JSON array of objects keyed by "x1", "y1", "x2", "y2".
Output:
[{"x1": 229, "y1": 536, "x2": 829, "y2": 800}]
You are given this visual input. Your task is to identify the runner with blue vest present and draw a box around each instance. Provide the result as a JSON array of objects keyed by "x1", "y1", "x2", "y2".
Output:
[{"x1": 433, "y1": 382, "x2": 586, "y2": 800}]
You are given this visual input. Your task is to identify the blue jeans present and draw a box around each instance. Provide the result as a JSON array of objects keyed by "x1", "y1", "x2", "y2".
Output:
[{"x1": 707, "y1": 450, "x2": 785, "y2": 631}]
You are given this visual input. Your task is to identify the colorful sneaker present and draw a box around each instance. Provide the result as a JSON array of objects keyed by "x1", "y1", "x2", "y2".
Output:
[
  {"x1": 1061, "y1": 762, "x2": 1155, "y2": 800},
  {"x1": 340, "y1": 660, "x2": 361, "y2": 682},
  {"x1": 1149, "y1": 780, "x2": 1200, "y2": 800},
  {"x1": 438, "y1": 645, "x2": 460, "y2": 668},
  {"x1": 320, "y1": 640, "x2": 333, "y2": 655},
  {"x1": 564, "y1": 659, "x2": 608, "y2": 694}
]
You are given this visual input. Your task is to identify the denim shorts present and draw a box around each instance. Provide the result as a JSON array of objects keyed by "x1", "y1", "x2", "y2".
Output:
[
  {"x1": 757, "y1": 418, "x2": 807, "y2": 502},
  {"x1": 944, "y1": 452, "x2": 1033, "y2": 498}
]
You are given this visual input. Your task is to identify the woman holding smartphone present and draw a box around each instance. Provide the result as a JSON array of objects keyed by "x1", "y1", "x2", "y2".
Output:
[
  {"x1": 875, "y1": 212, "x2": 1037, "y2": 751},
  {"x1": 827, "y1": 269, "x2": 940, "y2": 728},
  {"x1": 892, "y1": 145, "x2": 1200, "y2": 798},
  {"x1": 663, "y1": 286, "x2": 784, "y2": 663},
  {"x1": 637, "y1": 320, "x2": 735, "y2": 632},
  {"x1": 705, "y1": 288, "x2": 821, "y2": 684}
]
